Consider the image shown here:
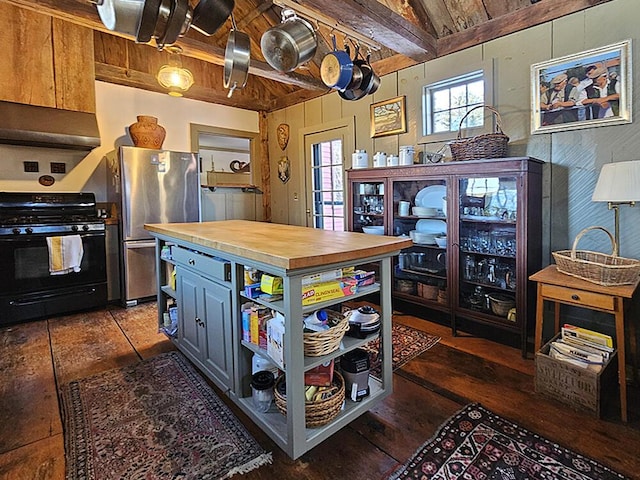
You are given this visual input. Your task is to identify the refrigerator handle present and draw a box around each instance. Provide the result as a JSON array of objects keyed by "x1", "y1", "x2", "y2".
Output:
[{"x1": 126, "y1": 241, "x2": 157, "y2": 249}]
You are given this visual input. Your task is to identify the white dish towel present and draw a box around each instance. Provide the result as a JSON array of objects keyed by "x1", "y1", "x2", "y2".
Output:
[{"x1": 47, "y1": 235, "x2": 84, "y2": 275}]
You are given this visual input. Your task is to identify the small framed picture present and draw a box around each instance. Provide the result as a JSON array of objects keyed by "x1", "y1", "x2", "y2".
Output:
[
  {"x1": 531, "y1": 39, "x2": 632, "y2": 134},
  {"x1": 370, "y1": 96, "x2": 407, "y2": 138}
]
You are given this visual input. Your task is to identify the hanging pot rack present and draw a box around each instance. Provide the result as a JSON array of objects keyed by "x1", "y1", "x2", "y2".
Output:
[{"x1": 272, "y1": 0, "x2": 380, "y2": 52}]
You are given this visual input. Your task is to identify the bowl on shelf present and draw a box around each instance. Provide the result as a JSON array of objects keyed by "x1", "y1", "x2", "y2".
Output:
[
  {"x1": 435, "y1": 235, "x2": 447, "y2": 248},
  {"x1": 409, "y1": 230, "x2": 436, "y2": 244},
  {"x1": 488, "y1": 293, "x2": 516, "y2": 317},
  {"x1": 412, "y1": 206, "x2": 438, "y2": 217},
  {"x1": 362, "y1": 225, "x2": 384, "y2": 235}
]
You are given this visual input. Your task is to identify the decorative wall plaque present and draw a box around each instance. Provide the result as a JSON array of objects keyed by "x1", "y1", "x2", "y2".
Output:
[
  {"x1": 277, "y1": 123, "x2": 290, "y2": 150},
  {"x1": 278, "y1": 156, "x2": 290, "y2": 183}
]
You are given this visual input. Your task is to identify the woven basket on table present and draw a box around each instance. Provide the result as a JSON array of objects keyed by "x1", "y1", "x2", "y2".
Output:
[
  {"x1": 448, "y1": 105, "x2": 509, "y2": 161},
  {"x1": 303, "y1": 311, "x2": 349, "y2": 356},
  {"x1": 552, "y1": 226, "x2": 640, "y2": 286},
  {"x1": 274, "y1": 371, "x2": 345, "y2": 427}
]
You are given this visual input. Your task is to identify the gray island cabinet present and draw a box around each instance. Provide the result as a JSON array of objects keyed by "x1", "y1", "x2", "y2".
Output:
[{"x1": 145, "y1": 220, "x2": 411, "y2": 459}]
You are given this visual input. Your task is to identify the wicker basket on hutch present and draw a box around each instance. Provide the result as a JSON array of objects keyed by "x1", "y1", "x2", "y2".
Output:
[
  {"x1": 303, "y1": 311, "x2": 349, "y2": 356},
  {"x1": 274, "y1": 371, "x2": 345, "y2": 427},
  {"x1": 552, "y1": 226, "x2": 640, "y2": 286},
  {"x1": 448, "y1": 105, "x2": 509, "y2": 161}
]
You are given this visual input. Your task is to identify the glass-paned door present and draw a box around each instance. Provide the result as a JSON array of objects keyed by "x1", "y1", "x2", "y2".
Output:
[{"x1": 304, "y1": 124, "x2": 353, "y2": 231}]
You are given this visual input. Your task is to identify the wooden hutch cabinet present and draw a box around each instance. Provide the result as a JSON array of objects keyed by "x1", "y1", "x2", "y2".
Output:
[{"x1": 347, "y1": 157, "x2": 543, "y2": 356}]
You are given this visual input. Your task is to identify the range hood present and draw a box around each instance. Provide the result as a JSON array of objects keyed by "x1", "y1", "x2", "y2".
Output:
[{"x1": 0, "y1": 101, "x2": 101, "y2": 151}]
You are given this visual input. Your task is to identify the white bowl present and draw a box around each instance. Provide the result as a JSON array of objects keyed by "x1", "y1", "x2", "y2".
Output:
[
  {"x1": 435, "y1": 236, "x2": 447, "y2": 248},
  {"x1": 412, "y1": 206, "x2": 437, "y2": 217},
  {"x1": 409, "y1": 230, "x2": 436, "y2": 244},
  {"x1": 362, "y1": 226, "x2": 384, "y2": 235}
]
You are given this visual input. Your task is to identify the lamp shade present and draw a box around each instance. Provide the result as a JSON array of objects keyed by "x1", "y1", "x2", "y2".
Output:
[
  {"x1": 156, "y1": 45, "x2": 194, "y2": 97},
  {"x1": 592, "y1": 160, "x2": 640, "y2": 202},
  {"x1": 157, "y1": 65, "x2": 194, "y2": 97}
]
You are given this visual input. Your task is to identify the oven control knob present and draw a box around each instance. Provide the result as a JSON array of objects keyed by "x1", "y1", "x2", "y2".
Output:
[
  {"x1": 25, "y1": 227, "x2": 33, "y2": 234},
  {"x1": 83, "y1": 224, "x2": 90, "y2": 231},
  {"x1": 71, "y1": 225, "x2": 79, "y2": 232},
  {"x1": 12, "y1": 227, "x2": 21, "y2": 235}
]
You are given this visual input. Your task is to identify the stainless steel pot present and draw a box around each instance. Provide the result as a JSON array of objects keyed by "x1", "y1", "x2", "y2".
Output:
[
  {"x1": 97, "y1": 0, "x2": 145, "y2": 36},
  {"x1": 261, "y1": 9, "x2": 317, "y2": 73},
  {"x1": 224, "y1": 13, "x2": 250, "y2": 98}
]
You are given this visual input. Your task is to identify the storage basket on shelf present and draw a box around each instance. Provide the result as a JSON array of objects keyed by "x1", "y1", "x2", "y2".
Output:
[
  {"x1": 552, "y1": 226, "x2": 640, "y2": 286},
  {"x1": 274, "y1": 371, "x2": 345, "y2": 427},
  {"x1": 448, "y1": 105, "x2": 509, "y2": 161},
  {"x1": 303, "y1": 311, "x2": 349, "y2": 356}
]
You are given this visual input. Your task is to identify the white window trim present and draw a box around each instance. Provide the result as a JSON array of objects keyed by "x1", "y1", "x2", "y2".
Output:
[{"x1": 417, "y1": 58, "x2": 495, "y2": 145}]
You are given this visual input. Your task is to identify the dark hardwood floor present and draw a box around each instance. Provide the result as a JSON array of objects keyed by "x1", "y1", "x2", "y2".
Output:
[{"x1": 1, "y1": 302, "x2": 639, "y2": 479}]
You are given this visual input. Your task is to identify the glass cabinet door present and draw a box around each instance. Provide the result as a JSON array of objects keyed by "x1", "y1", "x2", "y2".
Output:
[
  {"x1": 392, "y1": 179, "x2": 448, "y2": 306},
  {"x1": 457, "y1": 176, "x2": 518, "y2": 322},
  {"x1": 351, "y1": 181, "x2": 385, "y2": 234}
]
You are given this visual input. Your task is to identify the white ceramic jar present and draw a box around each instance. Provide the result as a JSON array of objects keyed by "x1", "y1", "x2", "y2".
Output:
[
  {"x1": 399, "y1": 145, "x2": 415, "y2": 165},
  {"x1": 352, "y1": 149, "x2": 368, "y2": 168},
  {"x1": 387, "y1": 155, "x2": 399, "y2": 166},
  {"x1": 373, "y1": 152, "x2": 387, "y2": 167}
]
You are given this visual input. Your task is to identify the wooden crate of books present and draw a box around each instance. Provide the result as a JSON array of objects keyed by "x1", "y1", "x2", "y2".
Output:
[{"x1": 535, "y1": 332, "x2": 617, "y2": 417}]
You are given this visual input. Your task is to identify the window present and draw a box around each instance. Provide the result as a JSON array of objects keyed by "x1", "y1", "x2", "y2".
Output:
[
  {"x1": 422, "y1": 71, "x2": 484, "y2": 136},
  {"x1": 311, "y1": 139, "x2": 344, "y2": 231}
]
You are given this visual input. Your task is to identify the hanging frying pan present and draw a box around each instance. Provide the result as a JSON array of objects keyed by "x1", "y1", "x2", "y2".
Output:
[
  {"x1": 191, "y1": 0, "x2": 234, "y2": 36},
  {"x1": 224, "y1": 13, "x2": 250, "y2": 98},
  {"x1": 156, "y1": 0, "x2": 189, "y2": 48},
  {"x1": 136, "y1": 0, "x2": 162, "y2": 43}
]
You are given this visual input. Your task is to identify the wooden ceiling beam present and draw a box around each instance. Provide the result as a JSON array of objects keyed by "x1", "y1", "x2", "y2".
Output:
[
  {"x1": 291, "y1": 0, "x2": 437, "y2": 62},
  {"x1": 1, "y1": 0, "x2": 325, "y2": 91},
  {"x1": 437, "y1": 0, "x2": 616, "y2": 56},
  {"x1": 95, "y1": 62, "x2": 274, "y2": 110}
]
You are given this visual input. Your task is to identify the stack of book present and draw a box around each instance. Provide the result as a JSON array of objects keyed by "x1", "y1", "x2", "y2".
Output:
[{"x1": 548, "y1": 324, "x2": 614, "y2": 373}]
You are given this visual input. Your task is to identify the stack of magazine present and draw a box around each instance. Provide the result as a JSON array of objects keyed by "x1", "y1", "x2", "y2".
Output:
[{"x1": 548, "y1": 324, "x2": 614, "y2": 373}]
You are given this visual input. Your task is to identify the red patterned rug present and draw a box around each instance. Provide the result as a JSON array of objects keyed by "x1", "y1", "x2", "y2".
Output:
[
  {"x1": 61, "y1": 351, "x2": 271, "y2": 479},
  {"x1": 388, "y1": 403, "x2": 628, "y2": 480},
  {"x1": 365, "y1": 323, "x2": 440, "y2": 381}
]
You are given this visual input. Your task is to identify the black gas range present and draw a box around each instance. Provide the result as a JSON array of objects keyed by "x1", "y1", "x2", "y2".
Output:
[{"x1": 0, "y1": 192, "x2": 108, "y2": 326}]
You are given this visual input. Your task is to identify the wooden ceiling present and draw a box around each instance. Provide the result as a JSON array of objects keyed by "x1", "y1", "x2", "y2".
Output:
[{"x1": 5, "y1": 0, "x2": 613, "y2": 112}]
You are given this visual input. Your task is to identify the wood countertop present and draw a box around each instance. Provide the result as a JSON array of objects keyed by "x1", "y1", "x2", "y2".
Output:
[{"x1": 145, "y1": 220, "x2": 412, "y2": 271}]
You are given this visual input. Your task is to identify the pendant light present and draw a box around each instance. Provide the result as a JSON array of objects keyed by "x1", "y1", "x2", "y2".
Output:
[{"x1": 156, "y1": 45, "x2": 194, "y2": 97}]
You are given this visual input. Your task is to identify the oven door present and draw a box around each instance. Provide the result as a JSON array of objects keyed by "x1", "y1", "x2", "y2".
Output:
[{"x1": 0, "y1": 231, "x2": 107, "y2": 324}]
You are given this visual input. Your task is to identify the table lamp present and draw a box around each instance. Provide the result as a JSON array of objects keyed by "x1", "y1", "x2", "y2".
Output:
[{"x1": 592, "y1": 160, "x2": 640, "y2": 252}]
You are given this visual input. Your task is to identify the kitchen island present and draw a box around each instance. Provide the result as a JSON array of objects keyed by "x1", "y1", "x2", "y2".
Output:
[{"x1": 144, "y1": 220, "x2": 412, "y2": 459}]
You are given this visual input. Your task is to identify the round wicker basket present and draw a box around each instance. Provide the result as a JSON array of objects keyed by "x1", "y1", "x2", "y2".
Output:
[
  {"x1": 303, "y1": 312, "x2": 349, "y2": 356},
  {"x1": 448, "y1": 105, "x2": 509, "y2": 161},
  {"x1": 273, "y1": 371, "x2": 345, "y2": 427}
]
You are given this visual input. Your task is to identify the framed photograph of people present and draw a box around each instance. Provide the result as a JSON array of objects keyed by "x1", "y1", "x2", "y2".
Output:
[
  {"x1": 370, "y1": 96, "x2": 407, "y2": 138},
  {"x1": 531, "y1": 39, "x2": 632, "y2": 134}
]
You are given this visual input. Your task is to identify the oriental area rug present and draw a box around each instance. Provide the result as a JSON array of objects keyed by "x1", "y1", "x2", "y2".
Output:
[
  {"x1": 388, "y1": 403, "x2": 628, "y2": 480},
  {"x1": 365, "y1": 323, "x2": 441, "y2": 381},
  {"x1": 61, "y1": 351, "x2": 272, "y2": 480}
]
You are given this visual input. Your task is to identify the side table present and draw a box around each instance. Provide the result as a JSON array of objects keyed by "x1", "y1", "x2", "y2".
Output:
[{"x1": 530, "y1": 265, "x2": 639, "y2": 423}]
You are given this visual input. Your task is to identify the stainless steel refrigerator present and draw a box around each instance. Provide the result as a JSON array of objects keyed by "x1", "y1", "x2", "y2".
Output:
[{"x1": 111, "y1": 146, "x2": 200, "y2": 305}]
